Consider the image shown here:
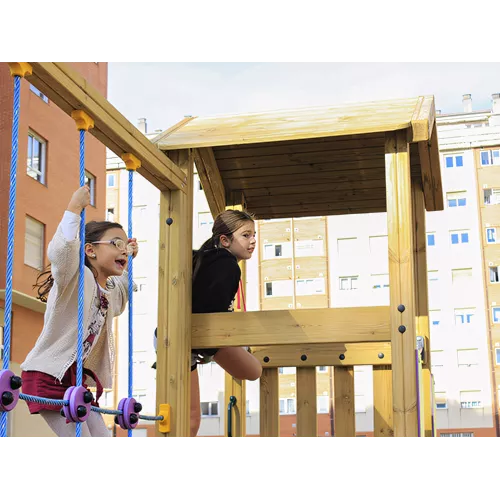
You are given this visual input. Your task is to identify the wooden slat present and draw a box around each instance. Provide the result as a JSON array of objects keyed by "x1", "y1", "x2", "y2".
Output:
[
  {"x1": 333, "y1": 366, "x2": 355, "y2": 436},
  {"x1": 373, "y1": 365, "x2": 394, "y2": 437},
  {"x1": 225, "y1": 372, "x2": 246, "y2": 437},
  {"x1": 151, "y1": 116, "x2": 197, "y2": 144},
  {"x1": 410, "y1": 95, "x2": 435, "y2": 142},
  {"x1": 253, "y1": 206, "x2": 388, "y2": 221},
  {"x1": 156, "y1": 96, "x2": 423, "y2": 150},
  {"x1": 412, "y1": 177, "x2": 433, "y2": 437},
  {"x1": 155, "y1": 150, "x2": 193, "y2": 437},
  {"x1": 385, "y1": 130, "x2": 418, "y2": 437},
  {"x1": 297, "y1": 367, "x2": 317, "y2": 437},
  {"x1": 428, "y1": 124, "x2": 444, "y2": 211},
  {"x1": 252, "y1": 342, "x2": 391, "y2": 367},
  {"x1": 192, "y1": 307, "x2": 391, "y2": 348},
  {"x1": 26, "y1": 63, "x2": 186, "y2": 192},
  {"x1": 259, "y1": 368, "x2": 280, "y2": 436},
  {"x1": 417, "y1": 139, "x2": 435, "y2": 212},
  {"x1": 193, "y1": 147, "x2": 226, "y2": 216}
]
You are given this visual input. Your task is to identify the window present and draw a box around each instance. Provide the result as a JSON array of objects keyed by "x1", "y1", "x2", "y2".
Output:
[
  {"x1": 446, "y1": 191, "x2": 467, "y2": 208},
  {"x1": 264, "y1": 280, "x2": 293, "y2": 298},
  {"x1": 490, "y1": 266, "x2": 500, "y2": 283},
  {"x1": 484, "y1": 188, "x2": 500, "y2": 206},
  {"x1": 200, "y1": 401, "x2": 219, "y2": 417},
  {"x1": 492, "y1": 307, "x2": 500, "y2": 324},
  {"x1": 317, "y1": 395, "x2": 329, "y2": 413},
  {"x1": 279, "y1": 398, "x2": 296, "y2": 414},
  {"x1": 450, "y1": 230, "x2": 469, "y2": 245},
  {"x1": 486, "y1": 227, "x2": 498, "y2": 244},
  {"x1": 371, "y1": 274, "x2": 389, "y2": 289},
  {"x1": 496, "y1": 348, "x2": 500, "y2": 365},
  {"x1": 102, "y1": 390, "x2": 114, "y2": 407},
  {"x1": 85, "y1": 171, "x2": 96, "y2": 206},
  {"x1": 106, "y1": 207, "x2": 115, "y2": 222},
  {"x1": 428, "y1": 270, "x2": 439, "y2": 285},
  {"x1": 317, "y1": 366, "x2": 327, "y2": 372},
  {"x1": 452, "y1": 268, "x2": 472, "y2": 285},
  {"x1": 355, "y1": 394, "x2": 366, "y2": 413},
  {"x1": 440, "y1": 432, "x2": 473, "y2": 437},
  {"x1": 295, "y1": 239, "x2": 324, "y2": 257},
  {"x1": 263, "y1": 242, "x2": 291, "y2": 259},
  {"x1": 435, "y1": 392, "x2": 447, "y2": 410},
  {"x1": 429, "y1": 310, "x2": 441, "y2": 327},
  {"x1": 296, "y1": 278, "x2": 325, "y2": 296},
  {"x1": 25, "y1": 216, "x2": 44, "y2": 270},
  {"x1": 444, "y1": 154, "x2": 463, "y2": 168},
  {"x1": 340, "y1": 276, "x2": 358, "y2": 291},
  {"x1": 454, "y1": 308, "x2": 475, "y2": 325},
  {"x1": 30, "y1": 84, "x2": 48, "y2": 103},
  {"x1": 337, "y1": 237, "x2": 358, "y2": 257},
  {"x1": 431, "y1": 350, "x2": 444, "y2": 367},
  {"x1": 457, "y1": 349, "x2": 479, "y2": 368},
  {"x1": 107, "y1": 174, "x2": 116, "y2": 188},
  {"x1": 278, "y1": 367, "x2": 284, "y2": 374},
  {"x1": 460, "y1": 391, "x2": 482, "y2": 409},
  {"x1": 27, "y1": 131, "x2": 47, "y2": 184},
  {"x1": 427, "y1": 233, "x2": 436, "y2": 246},
  {"x1": 480, "y1": 149, "x2": 500, "y2": 166}
]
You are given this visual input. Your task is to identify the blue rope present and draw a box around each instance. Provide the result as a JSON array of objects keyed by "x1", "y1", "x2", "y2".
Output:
[
  {"x1": 0, "y1": 76, "x2": 21, "y2": 437},
  {"x1": 19, "y1": 394, "x2": 68, "y2": 406},
  {"x1": 76, "y1": 128, "x2": 86, "y2": 438},
  {"x1": 127, "y1": 169, "x2": 134, "y2": 437}
]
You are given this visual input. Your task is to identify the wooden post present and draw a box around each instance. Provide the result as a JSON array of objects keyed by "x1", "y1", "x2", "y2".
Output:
[
  {"x1": 296, "y1": 367, "x2": 317, "y2": 436},
  {"x1": 260, "y1": 368, "x2": 280, "y2": 436},
  {"x1": 373, "y1": 365, "x2": 394, "y2": 437},
  {"x1": 333, "y1": 366, "x2": 355, "y2": 436},
  {"x1": 156, "y1": 149, "x2": 193, "y2": 436},
  {"x1": 385, "y1": 130, "x2": 418, "y2": 437}
]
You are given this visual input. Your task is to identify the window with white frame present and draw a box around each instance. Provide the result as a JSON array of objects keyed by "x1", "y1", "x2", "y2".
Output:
[
  {"x1": 431, "y1": 350, "x2": 444, "y2": 367},
  {"x1": 85, "y1": 171, "x2": 96, "y2": 206},
  {"x1": 429, "y1": 310, "x2": 441, "y2": 327},
  {"x1": 317, "y1": 395, "x2": 329, "y2": 414},
  {"x1": 490, "y1": 266, "x2": 499, "y2": 283},
  {"x1": 480, "y1": 149, "x2": 500, "y2": 166},
  {"x1": 486, "y1": 227, "x2": 498, "y2": 244},
  {"x1": 24, "y1": 216, "x2": 44, "y2": 270},
  {"x1": 435, "y1": 392, "x2": 447, "y2": 410},
  {"x1": 428, "y1": 270, "x2": 439, "y2": 288},
  {"x1": 296, "y1": 278, "x2": 325, "y2": 296},
  {"x1": 355, "y1": 394, "x2": 366, "y2": 413},
  {"x1": 441, "y1": 432, "x2": 474, "y2": 437},
  {"x1": 265, "y1": 280, "x2": 293, "y2": 297},
  {"x1": 200, "y1": 401, "x2": 219, "y2": 417},
  {"x1": 457, "y1": 348, "x2": 479, "y2": 367},
  {"x1": 27, "y1": 131, "x2": 47, "y2": 184},
  {"x1": 444, "y1": 154, "x2": 464, "y2": 168},
  {"x1": 371, "y1": 274, "x2": 389, "y2": 289},
  {"x1": 495, "y1": 348, "x2": 500, "y2": 365},
  {"x1": 450, "y1": 230, "x2": 469, "y2": 245},
  {"x1": 339, "y1": 276, "x2": 358, "y2": 291},
  {"x1": 452, "y1": 268, "x2": 472, "y2": 285},
  {"x1": 317, "y1": 366, "x2": 327, "y2": 372},
  {"x1": 492, "y1": 306, "x2": 500, "y2": 324},
  {"x1": 446, "y1": 191, "x2": 467, "y2": 208},
  {"x1": 295, "y1": 239, "x2": 324, "y2": 257},
  {"x1": 107, "y1": 173, "x2": 116, "y2": 188},
  {"x1": 454, "y1": 308, "x2": 475, "y2": 325},
  {"x1": 279, "y1": 398, "x2": 296, "y2": 414},
  {"x1": 106, "y1": 207, "x2": 115, "y2": 222},
  {"x1": 337, "y1": 237, "x2": 358, "y2": 257},
  {"x1": 369, "y1": 235, "x2": 388, "y2": 262},
  {"x1": 484, "y1": 188, "x2": 500, "y2": 206},
  {"x1": 263, "y1": 242, "x2": 292, "y2": 259},
  {"x1": 426, "y1": 233, "x2": 436, "y2": 247},
  {"x1": 460, "y1": 390, "x2": 482, "y2": 409},
  {"x1": 30, "y1": 84, "x2": 48, "y2": 103}
]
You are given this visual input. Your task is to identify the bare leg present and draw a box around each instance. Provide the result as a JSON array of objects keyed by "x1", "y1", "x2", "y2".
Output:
[
  {"x1": 190, "y1": 368, "x2": 201, "y2": 437},
  {"x1": 213, "y1": 347, "x2": 262, "y2": 381},
  {"x1": 87, "y1": 411, "x2": 111, "y2": 437},
  {"x1": 41, "y1": 410, "x2": 92, "y2": 437}
]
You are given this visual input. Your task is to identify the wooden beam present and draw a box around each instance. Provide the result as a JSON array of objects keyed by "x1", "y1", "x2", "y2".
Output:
[
  {"x1": 192, "y1": 307, "x2": 391, "y2": 349},
  {"x1": 428, "y1": 124, "x2": 444, "y2": 211},
  {"x1": 26, "y1": 62, "x2": 186, "y2": 192},
  {"x1": 155, "y1": 150, "x2": 193, "y2": 437},
  {"x1": 373, "y1": 365, "x2": 394, "y2": 437},
  {"x1": 259, "y1": 368, "x2": 280, "y2": 436},
  {"x1": 410, "y1": 96, "x2": 435, "y2": 142},
  {"x1": 417, "y1": 139, "x2": 435, "y2": 212},
  {"x1": 412, "y1": 177, "x2": 433, "y2": 437},
  {"x1": 193, "y1": 147, "x2": 226, "y2": 216},
  {"x1": 151, "y1": 116, "x2": 196, "y2": 144},
  {"x1": 225, "y1": 372, "x2": 246, "y2": 437},
  {"x1": 252, "y1": 342, "x2": 391, "y2": 367},
  {"x1": 296, "y1": 367, "x2": 317, "y2": 437},
  {"x1": 385, "y1": 130, "x2": 418, "y2": 437},
  {"x1": 333, "y1": 366, "x2": 355, "y2": 436}
]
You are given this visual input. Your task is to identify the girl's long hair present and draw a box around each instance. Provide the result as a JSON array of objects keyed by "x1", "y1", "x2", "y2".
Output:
[
  {"x1": 34, "y1": 220, "x2": 124, "y2": 302},
  {"x1": 192, "y1": 209, "x2": 254, "y2": 281}
]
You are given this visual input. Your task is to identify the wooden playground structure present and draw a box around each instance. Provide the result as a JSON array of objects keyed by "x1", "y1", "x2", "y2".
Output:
[{"x1": 20, "y1": 63, "x2": 443, "y2": 437}]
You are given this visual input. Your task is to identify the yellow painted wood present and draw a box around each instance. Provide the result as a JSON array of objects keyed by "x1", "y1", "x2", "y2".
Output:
[
  {"x1": 296, "y1": 367, "x2": 317, "y2": 437},
  {"x1": 333, "y1": 366, "x2": 355, "y2": 436},
  {"x1": 252, "y1": 342, "x2": 391, "y2": 367},
  {"x1": 193, "y1": 147, "x2": 226, "y2": 216},
  {"x1": 192, "y1": 307, "x2": 391, "y2": 348},
  {"x1": 259, "y1": 368, "x2": 280, "y2": 436},
  {"x1": 373, "y1": 365, "x2": 394, "y2": 437},
  {"x1": 410, "y1": 95, "x2": 435, "y2": 142}
]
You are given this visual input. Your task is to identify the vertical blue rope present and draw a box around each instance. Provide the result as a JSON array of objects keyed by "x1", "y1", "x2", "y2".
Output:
[
  {"x1": 76, "y1": 129, "x2": 86, "y2": 438},
  {"x1": 0, "y1": 76, "x2": 21, "y2": 438},
  {"x1": 127, "y1": 169, "x2": 134, "y2": 437}
]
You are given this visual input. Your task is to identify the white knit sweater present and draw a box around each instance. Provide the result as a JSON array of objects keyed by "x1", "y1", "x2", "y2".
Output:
[{"x1": 21, "y1": 212, "x2": 132, "y2": 388}]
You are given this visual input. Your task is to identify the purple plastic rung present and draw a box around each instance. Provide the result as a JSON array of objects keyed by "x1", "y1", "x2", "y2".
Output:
[
  {"x1": 117, "y1": 397, "x2": 140, "y2": 430},
  {"x1": 0, "y1": 369, "x2": 21, "y2": 412},
  {"x1": 62, "y1": 386, "x2": 91, "y2": 423}
]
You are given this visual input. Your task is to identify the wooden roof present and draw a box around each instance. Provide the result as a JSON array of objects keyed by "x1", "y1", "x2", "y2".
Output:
[{"x1": 153, "y1": 96, "x2": 443, "y2": 218}]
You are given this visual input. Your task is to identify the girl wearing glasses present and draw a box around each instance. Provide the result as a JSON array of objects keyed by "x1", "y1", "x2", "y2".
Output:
[{"x1": 21, "y1": 186, "x2": 139, "y2": 437}]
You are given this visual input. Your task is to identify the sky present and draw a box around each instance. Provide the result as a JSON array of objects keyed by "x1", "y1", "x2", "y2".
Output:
[{"x1": 108, "y1": 62, "x2": 500, "y2": 133}]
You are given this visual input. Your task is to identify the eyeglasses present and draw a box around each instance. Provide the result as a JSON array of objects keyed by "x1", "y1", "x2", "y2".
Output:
[{"x1": 91, "y1": 240, "x2": 134, "y2": 255}]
